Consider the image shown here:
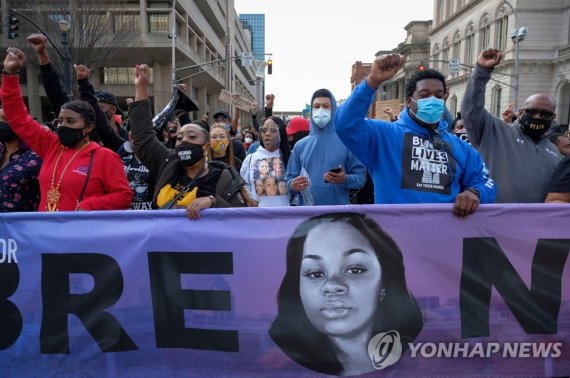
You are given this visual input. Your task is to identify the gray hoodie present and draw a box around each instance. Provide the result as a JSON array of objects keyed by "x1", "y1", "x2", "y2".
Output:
[{"x1": 461, "y1": 64, "x2": 561, "y2": 203}]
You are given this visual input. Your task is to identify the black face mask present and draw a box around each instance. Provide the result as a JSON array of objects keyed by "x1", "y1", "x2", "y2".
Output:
[
  {"x1": 0, "y1": 121, "x2": 16, "y2": 143},
  {"x1": 175, "y1": 142, "x2": 204, "y2": 167},
  {"x1": 57, "y1": 126, "x2": 86, "y2": 147},
  {"x1": 519, "y1": 114, "x2": 552, "y2": 140}
]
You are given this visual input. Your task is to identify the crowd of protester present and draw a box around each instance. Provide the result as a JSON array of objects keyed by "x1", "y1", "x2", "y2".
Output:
[{"x1": 1, "y1": 36, "x2": 569, "y2": 218}]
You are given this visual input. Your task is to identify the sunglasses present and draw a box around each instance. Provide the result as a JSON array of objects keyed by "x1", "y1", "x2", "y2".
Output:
[{"x1": 524, "y1": 108, "x2": 554, "y2": 119}]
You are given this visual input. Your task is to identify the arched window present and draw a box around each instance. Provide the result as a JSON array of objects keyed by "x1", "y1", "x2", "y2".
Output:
[
  {"x1": 479, "y1": 14, "x2": 491, "y2": 51},
  {"x1": 496, "y1": 5, "x2": 510, "y2": 50},
  {"x1": 449, "y1": 95, "x2": 458, "y2": 118},
  {"x1": 442, "y1": 38, "x2": 450, "y2": 76},
  {"x1": 452, "y1": 30, "x2": 462, "y2": 60},
  {"x1": 432, "y1": 44, "x2": 440, "y2": 72},
  {"x1": 464, "y1": 22, "x2": 475, "y2": 66},
  {"x1": 492, "y1": 85, "x2": 503, "y2": 117}
]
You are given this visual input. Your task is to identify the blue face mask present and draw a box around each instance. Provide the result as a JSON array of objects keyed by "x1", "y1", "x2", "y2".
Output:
[
  {"x1": 409, "y1": 96, "x2": 445, "y2": 125},
  {"x1": 312, "y1": 108, "x2": 332, "y2": 128}
]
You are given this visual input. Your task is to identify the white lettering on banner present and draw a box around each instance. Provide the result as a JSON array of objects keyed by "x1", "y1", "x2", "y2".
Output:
[
  {"x1": 218, "y1": 90, "x2": 254, "y2": 112},
  {"x1": 0, "y1": 238, "x2": 17, "y2": 263},
  {"x1": 407, "y1": 342, "x2": 563, "y2": 358}
]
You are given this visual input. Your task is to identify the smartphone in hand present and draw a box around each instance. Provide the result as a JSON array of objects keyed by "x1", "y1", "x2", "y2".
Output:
[{"x1": 325, "y1": 167, "x2": 342, "y2": 183}]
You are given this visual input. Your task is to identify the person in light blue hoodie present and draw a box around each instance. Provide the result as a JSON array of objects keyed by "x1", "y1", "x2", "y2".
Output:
[
  {"x1": 285, "y1": 88, "x2": 366, "y2": 205},
  {"x1": 335, "y1": 54, "x2": 496, "y2": 219}
]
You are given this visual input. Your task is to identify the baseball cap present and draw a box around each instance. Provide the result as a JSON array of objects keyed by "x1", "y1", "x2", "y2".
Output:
[
  {"x1": 286, "y1": 117, "x2": 310, "y2": 136},
  {"x1": 96, "y1": 90, "x2": 123, "y2": 115},
  {"x1": 213, "y1": 110, "x2": 231, "y2": 121}
]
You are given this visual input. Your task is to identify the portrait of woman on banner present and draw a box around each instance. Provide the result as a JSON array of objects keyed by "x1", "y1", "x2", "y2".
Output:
[{"x1": 269, "y1": 212, "x2": 424, "y2": 376}]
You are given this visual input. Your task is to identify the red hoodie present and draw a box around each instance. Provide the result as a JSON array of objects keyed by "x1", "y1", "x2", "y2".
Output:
[{"x1": 1, "y1": 74, "x2": 133, "y2": 211}]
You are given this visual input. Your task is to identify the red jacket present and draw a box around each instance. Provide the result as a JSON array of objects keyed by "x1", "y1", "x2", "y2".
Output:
[{"x1": 1, "y1": 74, "x2": 133, "y2": 211}]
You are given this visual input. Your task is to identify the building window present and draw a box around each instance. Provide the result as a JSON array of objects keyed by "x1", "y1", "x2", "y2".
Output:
[
  {"x1": 449, "y1": 95, "x2": 458, "y2": 117},
  {"x1": 479, "y1": 14, "x2": 491, "y2": 50},
  {"x1": 149, "y1": 13, "x2": 169, "y2": 33},
  {"x1": 464, "y1": 23, "x2": 475, "y2": 66},
  {"x1": 437, "y1": 0, "x2": 445, "y2": 25},
  {"x1": 492, "y1": 86, "x2": 502, "y2": 117},
  {"x1": 442, "y1": 38, "x2": 450, "y2": 76},
  {"x1": 452, "y1": 31, "x2": 461, "y2": 61},
  {"x1": 432, "y1": 44, "x2": 440, "y2": 72},
  {"x1": 496, "y1": 6, "x2": 509, "y2": 51},
  {"x1": 114, "y1": 13, "x2": 141, "y2": 32},
  {"x1": 102, "y1": 67, "x2": 154, "y2": 85}
]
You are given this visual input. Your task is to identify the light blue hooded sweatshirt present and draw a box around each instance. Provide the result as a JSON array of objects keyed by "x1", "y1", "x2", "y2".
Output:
[{"x1": 285, "y1": 89, "x2": 366, "y2": 205}]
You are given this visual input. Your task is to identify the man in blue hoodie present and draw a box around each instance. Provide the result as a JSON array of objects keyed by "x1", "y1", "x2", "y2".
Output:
[
  {"x1": 335, "y1": 54, "x2": 496, "y2": 218},
  {"x1": 285, "y1": 89, "x2": 366, "y2": 205}
]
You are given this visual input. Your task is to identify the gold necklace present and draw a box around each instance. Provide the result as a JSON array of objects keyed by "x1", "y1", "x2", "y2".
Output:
[{"x1": 46, "y1": 143, "x2": 89, "y2": 211}]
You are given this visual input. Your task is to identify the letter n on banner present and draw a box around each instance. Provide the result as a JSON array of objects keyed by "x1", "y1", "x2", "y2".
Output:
[{"x1": 460, "y1": 238, "x2": 570, "y2": 338}]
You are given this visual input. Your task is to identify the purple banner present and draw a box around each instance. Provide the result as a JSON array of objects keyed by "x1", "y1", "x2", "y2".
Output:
[{"x1": 0, "y1": 204, "x2": 569, "y2": 377}]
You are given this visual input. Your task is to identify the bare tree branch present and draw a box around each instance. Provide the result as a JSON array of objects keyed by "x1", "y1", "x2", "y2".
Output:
[{"x1": 7, "y1": 0, "x2": 137, "y2": 96}]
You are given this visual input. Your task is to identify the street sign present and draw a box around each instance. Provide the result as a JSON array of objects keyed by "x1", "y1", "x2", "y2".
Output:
[
  {"x1": 241, "y1": 52, "x2": 253, "y2": 67},
  {"x1": 448, "y1": 58, "x2": 460, "y2": 74}
]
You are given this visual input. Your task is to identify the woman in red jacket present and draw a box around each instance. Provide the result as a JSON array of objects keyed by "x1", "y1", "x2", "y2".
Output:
[{"x1": 1, "y1": 47, "x2": 132, "y2": 211}]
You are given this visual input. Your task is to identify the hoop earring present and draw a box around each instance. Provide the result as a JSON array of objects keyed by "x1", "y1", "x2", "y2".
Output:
[{"x1": 379, "y1": 288, "x2": 386, "y2": 301}]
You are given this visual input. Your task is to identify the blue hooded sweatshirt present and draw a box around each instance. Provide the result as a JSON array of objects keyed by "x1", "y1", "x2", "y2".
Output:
[
  {"x1": 335, "y1": 81, "x2": 496, "y2": 204},
  {"x1": 285, "y1": 89, "x2": 366, "y2": 205}
]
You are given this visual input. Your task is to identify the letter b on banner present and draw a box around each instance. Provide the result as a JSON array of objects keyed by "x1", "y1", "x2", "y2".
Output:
[{"x1": 0, "y1": 262, "x2": 22, "y2": 349}]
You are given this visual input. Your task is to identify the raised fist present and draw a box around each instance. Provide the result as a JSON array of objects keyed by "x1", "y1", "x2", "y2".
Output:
[
  {"x1": 74, "y1": 64, "x2": 91, "y2": 81},
  {"x1": 135, "y1": 64, "x2": 151, "y2": 86},
  {"x1": 367, "y1": 54, "x2": 406, "y2": 89},
  {"x1": 26, "y1": 34, "x2": 48, "y2": 53},
  {"x1": 3, "y1": 47, "x2": 26, "y2": 74},
  {"x1": 265, "y1": 93, "x2": 275, "y2": 108},
  {"x1": 477, "y1": 48, "x2": 504, "y2": 69}
]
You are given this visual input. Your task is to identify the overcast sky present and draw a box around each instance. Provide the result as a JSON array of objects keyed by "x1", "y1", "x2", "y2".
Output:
[{"x1": 234, "y1": 0, "x2": 435, "y2": 111}]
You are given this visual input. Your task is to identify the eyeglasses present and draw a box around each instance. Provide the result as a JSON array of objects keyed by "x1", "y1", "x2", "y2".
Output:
[
  {"x1": 214, "y1": 117, "x2": 229, "y2": 122},
  {"x1": 524, "y1": 108, "x2": 555, "y2": 119}
]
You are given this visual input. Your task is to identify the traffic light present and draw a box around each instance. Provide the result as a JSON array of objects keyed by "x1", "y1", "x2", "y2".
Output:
[
  {"x1": 8, "y1": 16, "x2": 19, "y2": 39},
  {"x1": 418, "y1": 62, "x2": 426, "y2": 71},
  {"x1": 267, "y1": 59, "x2": 272, "y2": 75}
]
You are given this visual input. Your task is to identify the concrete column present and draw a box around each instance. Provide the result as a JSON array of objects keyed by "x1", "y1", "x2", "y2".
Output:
[
  {"x1": 197, "y1": 85, "x2": 208, "y2": 118},
  {"x1": 140, "y1": 0, "x2": 148, "y2": 33},
  {"x1": 26, "y1": 65, "x2": 43, "y2": 122},
  {"x1": 398, "y1": 80, "x2": 406, "y2": 103},
  {"x1": 152, "y1": 61, "x2": 165, "y2": 114}
]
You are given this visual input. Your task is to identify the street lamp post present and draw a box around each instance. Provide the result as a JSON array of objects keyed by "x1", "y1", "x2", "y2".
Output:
[
  {"x1": 58, "y1": 19, "x2": 71, "y2": 96},
  {"x1": 171, "y1": 0, "x2": 178, "y2": 87},
  {"x1": 502, "y1": 0, "x2": 519, "y2": 110}
]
